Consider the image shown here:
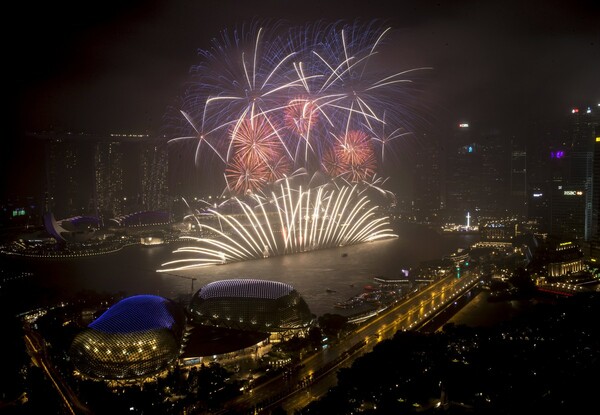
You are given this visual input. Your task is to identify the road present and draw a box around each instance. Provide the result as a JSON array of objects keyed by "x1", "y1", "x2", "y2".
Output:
[
  {"x1": 218, "y1": 266, "x2": 481, "y2": 414},
  {"x1": 24, "y1": 325, "x2": 93, "y2": 415}
]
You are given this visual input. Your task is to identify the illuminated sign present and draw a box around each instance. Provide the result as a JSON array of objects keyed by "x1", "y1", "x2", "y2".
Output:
[
  {"x1": 572, "y1": 108, "x2": 579, "y2": 113},
  {"x1": 563, "y1": 190, "x2": 583, "y2": 196},
  {"x1": 532, "y1": 193, "x2": 543, "y2": 197},
  {"x1": 12, "y1": 209, "x2": 26, "y2": 217},
  {"x1": 596, "y1": 137, "x2": 600, "y2": 142},
  {"x1": 550, "y1": 150, "x2": 565, "y2": 159},
  {"x1": 559, "y1": 241, "x2": 572, "y2": 246},
  {"x1": 459, "y1": 123, "x2": 469, "y2": 128}
]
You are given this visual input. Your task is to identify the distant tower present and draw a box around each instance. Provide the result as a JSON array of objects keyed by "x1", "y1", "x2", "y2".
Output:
[
  {"x1": 44, "y1": 135, "x2": 89, "y2": 218},
  {"x1": 549, "y1": 105, "x2": 599, "y2": 240},
  {"x1": 510, "y1": 140, "x2": 527, "y2": 218},
  {"x1": 413, "y1": 138, "x2": 441, "y2": 218},
  {"x1": 443, "y1": 121, "x2": 509, "y2": 220},
  {"x1": 590, "y1": 116, "x2": 600, "y2": 261},
  {"x1": 139, "y1": 139, "x2": 169, "y2": 211},
  {"x1": 94, "y1": 140, "x2": 125, "y2": 222}
]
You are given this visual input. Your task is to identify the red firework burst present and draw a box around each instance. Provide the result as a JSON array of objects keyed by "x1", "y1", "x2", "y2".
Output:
[
  {"x1": 225, "y1": 155, "x2": 270, "y2": 195},
  {"x1": 284, "y1": 98, "x2": 319, "y2": 137},
  {"x1": 334, "y1": 130, "x2": 377, "y2": 182},
  {"x1": 231, "y1": 116, "x2": 282, "y2": 166},
  {"x1": 322, "y1": 148, "x2": 343, "y2": 178},
  {"x1": 265, "y1": 154, "x2": 292, "y2": 183}
]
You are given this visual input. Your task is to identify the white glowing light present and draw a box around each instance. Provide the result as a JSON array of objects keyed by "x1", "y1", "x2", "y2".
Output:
[{"x1": 158, "y1": 180, "x2": 397, "y2": 271}]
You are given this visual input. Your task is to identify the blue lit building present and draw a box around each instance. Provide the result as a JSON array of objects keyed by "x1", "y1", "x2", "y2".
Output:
[{"x1": 69, "y1": 295, "x2": 186, "y2": 380}]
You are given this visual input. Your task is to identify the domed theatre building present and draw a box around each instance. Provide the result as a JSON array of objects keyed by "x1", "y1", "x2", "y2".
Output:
[
  {"x1": 189, "y1": 279, "x2": 314, "y2": 342},
  {"x1": 69, "y1": 295, "x2": 187, "y2": 381}
]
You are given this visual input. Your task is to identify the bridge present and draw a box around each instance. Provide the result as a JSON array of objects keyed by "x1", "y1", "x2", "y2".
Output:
[{"x1": 536, "y1": 282, "x2": 589, "y2": 297}]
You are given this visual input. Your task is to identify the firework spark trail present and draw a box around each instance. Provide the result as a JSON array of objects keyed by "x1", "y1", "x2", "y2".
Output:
[
  {"x1": 167, "y1": 20, "x2": 431, "y2": 193},
  {"x1": 158, "y1": 180, "x2": 397, "y2": 271},
  {"x1": 158, "y1": 21, "x2": 431, "y2": 270}
]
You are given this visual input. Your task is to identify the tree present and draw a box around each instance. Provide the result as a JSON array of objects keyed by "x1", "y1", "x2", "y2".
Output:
[{"x1": 317, "y1": 313, "x2": 348, "y2": 340}]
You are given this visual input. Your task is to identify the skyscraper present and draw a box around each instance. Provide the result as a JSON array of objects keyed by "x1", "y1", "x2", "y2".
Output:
[
  {"x1": 412, "y1": 138, "x2": 441, "y2": 220},
  {"x1": 139, "y1": 139, "x2": 169, "y2": 211},
  {"x1": 44, "y1": 134, "x2": 93, "y2": 218},
  {"x1": 509, "y1": 140, "x2": 527, "y2": 218},
  {"x1": 548, "y1": 105, "x2": 599, "y2": 240},
  {"x1": 442, "y1": 122, "x2": 510, "y2": 221},
  {"x1": 94, "y1": 140, "x2": 125, "y2": 222}
]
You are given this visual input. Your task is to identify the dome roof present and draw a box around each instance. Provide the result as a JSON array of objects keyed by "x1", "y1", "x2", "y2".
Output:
[
  {"x1": 197, "y1": 279, "x2": 294, "y2": 300},
  {"x1": 189, "y1": 279, "x2": 313, "y2": 335},
  {"x1": 89, "y1": 294, "x2": 181, "y2": 334},
  {"x1": 69, "y1": 295, "x2": 186, "y2": 380}
]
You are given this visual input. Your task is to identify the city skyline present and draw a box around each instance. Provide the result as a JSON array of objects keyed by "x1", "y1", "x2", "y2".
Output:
[
  {"x1": 4, "y1": 0, "x2": 600, "y2": 200},
  {"x1": 2, "y1": 3, "x2": 599, "y2": 411}
]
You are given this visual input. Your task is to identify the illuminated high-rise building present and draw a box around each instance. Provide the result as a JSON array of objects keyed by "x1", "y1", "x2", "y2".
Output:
[
  {"x1": 94, "y1": 140, "x2": 125, "y2": 222},
  {"x1": 442, "y1": 121, "x2": 510, "y2": 221},
  {"x1": 139, "y1": 139, "x2": 169, "y2": 211},
  {"x1": 589, "y1": 113, "x2": 600, "y2": 262},
  {"x1": 548, "y1": 105, "x2": 599, "y2": 240}
]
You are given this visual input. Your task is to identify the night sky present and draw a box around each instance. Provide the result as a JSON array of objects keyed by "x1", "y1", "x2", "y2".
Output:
[{"x1": 4, "y1": 0, "x2": 599, "y2": 198}]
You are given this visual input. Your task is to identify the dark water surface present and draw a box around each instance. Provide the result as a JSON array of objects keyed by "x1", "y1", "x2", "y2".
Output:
[{"x1": 2, "y1": 222, "x2": 479, "y2": 316}]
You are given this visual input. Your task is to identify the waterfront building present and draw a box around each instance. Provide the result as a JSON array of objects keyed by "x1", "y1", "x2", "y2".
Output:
[
  {"x1": 479, "y1": 216, "x2": 518, "y2": 241},
  {"x1": 546, "y1": 240, "x2": 585, "y2": 277},
  {"x1": 189, "y1": 279, "x2": 314, "y2": 343},
  {"x1": 109, "y1": 210, "x2": 170, "y2": 227},
  {"x1": 69, "y1": 295, "x2": 187, "y2": 381},
  {"x1": 43, "y1": 212, "x2": 98, "y2": 243}
]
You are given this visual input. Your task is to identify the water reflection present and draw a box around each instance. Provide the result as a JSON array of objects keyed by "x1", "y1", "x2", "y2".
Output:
[{"x1": 2, "y1": 223, "x2": 479, "y2": 316}]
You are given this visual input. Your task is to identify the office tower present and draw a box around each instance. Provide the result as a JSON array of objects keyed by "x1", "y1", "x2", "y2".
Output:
[
  {"x1": 443, "y1": 122, "x2": 509, "y2": 221},
  {"x1": 412, "y1": 138, "x2": 441, "y2": 219},
  {"x1": 590, "y1": 117, "x2": 600, "y2": 261},
  {"x1": 546, "y1": 105, "x2": 599, "y2": 240},
  {"x1": 509, "y1": 140, "x2": 527, "y2": 218}
]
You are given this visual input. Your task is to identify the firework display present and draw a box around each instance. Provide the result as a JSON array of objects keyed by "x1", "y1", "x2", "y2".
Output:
[
  {"x1": 159, "y1": 178, "x2": 397, "y2": 271},
  {"x1": 168, "y1": 20, "x2": 430, "y2": 195},
  {"x1": 160, "y1": 21, "x2": 428, "y2": 269}
]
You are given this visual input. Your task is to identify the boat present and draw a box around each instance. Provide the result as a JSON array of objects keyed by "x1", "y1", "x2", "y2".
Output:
[
  {"x1": 341, "y1": 253, "x2": 348, "y2": 257},
  {"x1": 326, "y1": 288, "x2": 336, "y2": 293}
]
